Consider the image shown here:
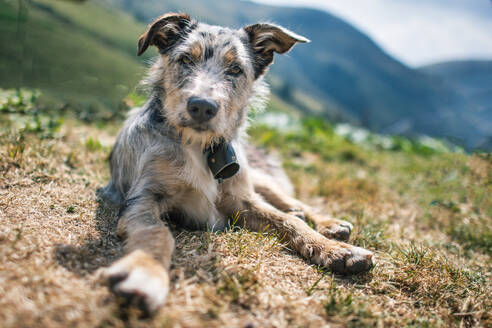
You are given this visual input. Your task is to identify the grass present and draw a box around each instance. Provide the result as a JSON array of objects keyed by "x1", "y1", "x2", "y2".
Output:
[
  {"x1": 0, "y1": 88, "x2": 490, "y2": 327},
  {"x1": 0, "y1": 0, "x2": 149, "y2": 120}
]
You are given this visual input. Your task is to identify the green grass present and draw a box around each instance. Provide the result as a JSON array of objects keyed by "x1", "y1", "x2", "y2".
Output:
[{"x1": 0, "y1": 0, "x2": 149, "y2": 120}]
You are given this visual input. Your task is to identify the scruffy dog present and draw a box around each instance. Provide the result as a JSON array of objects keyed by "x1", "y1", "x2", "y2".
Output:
[{"x1": 102, "y1": 13, "x2": 374, "y2": 313}]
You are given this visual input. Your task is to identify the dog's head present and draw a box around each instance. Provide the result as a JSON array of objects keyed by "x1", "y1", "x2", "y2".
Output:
[{"x1": 138, "y1": 13, "x2": 309, "y2": 147}]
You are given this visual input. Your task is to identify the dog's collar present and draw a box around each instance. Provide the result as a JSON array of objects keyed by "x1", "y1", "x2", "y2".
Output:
[{"x1": 204, "y1": 141, "x2": 240, "y2": 183}]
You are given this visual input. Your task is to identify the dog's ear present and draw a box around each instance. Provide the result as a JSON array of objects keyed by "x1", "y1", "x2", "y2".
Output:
[
  {"x1": 137, "y1": 13, "x2": 191, "y2": 56},
  {"x1": 243, "y1": 23, "x2": 309, "y2": 78}
]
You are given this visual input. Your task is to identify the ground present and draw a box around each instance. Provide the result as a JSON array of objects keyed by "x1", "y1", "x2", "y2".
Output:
[{"x1": 0, "y1": 90, "x2": 491, "y2": 327}]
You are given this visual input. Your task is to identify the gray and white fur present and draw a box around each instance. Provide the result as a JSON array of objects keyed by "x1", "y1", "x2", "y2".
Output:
[{"x1": 102, "y1": 13, "x2": 374, "y2": 314}]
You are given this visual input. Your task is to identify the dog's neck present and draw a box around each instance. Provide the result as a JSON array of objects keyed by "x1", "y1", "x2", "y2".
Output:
[{"x1": 144, "y1": 94, "x2": 180, "y2": 141}]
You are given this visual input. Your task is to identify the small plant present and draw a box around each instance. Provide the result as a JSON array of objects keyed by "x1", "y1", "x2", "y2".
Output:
[
  {"x1": 85, "y1": 137, "x2": 103, "y2": 151},
  {"x1": 0, "y1": 89, "x2": 63, "y2": 139},
  {"x1": 396, "y1": 241, "x2": 433, "y2": 265},
  {"x1": 7, "y1": 133, "x2": 25, "y2": 160},
  {"x1": 0, "y1": 89, "x2": 40, "y2": 114}
]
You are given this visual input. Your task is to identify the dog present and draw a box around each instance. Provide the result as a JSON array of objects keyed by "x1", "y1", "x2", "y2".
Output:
[{"x1": 102, "y1": 13, "x2": 374, "y2": 314}]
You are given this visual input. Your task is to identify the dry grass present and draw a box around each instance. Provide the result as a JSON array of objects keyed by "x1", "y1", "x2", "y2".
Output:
[{"x1": 1, "y1": 108, "x2": 491, "y2": 327}]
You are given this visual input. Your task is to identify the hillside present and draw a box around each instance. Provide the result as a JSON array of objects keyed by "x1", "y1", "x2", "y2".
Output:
[
  {"x1": 420, "y1": 60, "x2": 492, "y2": 150},
  {"x1": 420, "y1": 60, "x2": 492, "y2": 112},
  {"x1": 0, "y1": 0, "x2": 147, "y2": 120}
]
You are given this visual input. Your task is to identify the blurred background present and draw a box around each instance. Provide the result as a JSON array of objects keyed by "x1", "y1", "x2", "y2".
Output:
[{"x1": 1, "y1": 0, "x2": 491, "y2": 150}]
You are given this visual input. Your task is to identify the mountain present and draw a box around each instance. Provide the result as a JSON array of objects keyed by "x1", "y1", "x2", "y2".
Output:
[
  {"x1": 421, "y1": 60, "x2": 492, "y2": 100},
  {"x1": 105, "y1": 0, "x2": 486, "y2": 148},
  {"x1": 420, "y1": 60, "x2": 492, "y2": 150}
]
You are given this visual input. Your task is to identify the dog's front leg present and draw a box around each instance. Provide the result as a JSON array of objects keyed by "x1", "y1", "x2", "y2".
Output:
[
  {"x1": 252, "y1": 171, "x2": 354, "y2": 241},
  {"x1": 224, "y1": 192, "x2": 373, "y2": 274},
  {"x1": 101, "y1": 193, "x2": 174, "y2": 314}
]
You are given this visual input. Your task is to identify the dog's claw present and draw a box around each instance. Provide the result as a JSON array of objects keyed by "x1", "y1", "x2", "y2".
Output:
[
  {"x1": 345, "y1": 247, "x2": 374, "y2": 274},
  {"x1": 298, "y1": 235, "x2": 374, "y2": 274},
  {"x1": 325, "y1": 246, "x2": 374, "y2": 274},
  {"x1": 318, "y1": 220, "x2": 353, "y2": 241}
]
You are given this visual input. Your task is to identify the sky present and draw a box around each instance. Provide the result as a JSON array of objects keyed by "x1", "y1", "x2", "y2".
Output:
[{"x1": 251, "y1": 0, "x2": 492, "y2": 67}]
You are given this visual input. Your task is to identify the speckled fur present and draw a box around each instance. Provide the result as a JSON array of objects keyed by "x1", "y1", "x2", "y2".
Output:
[{"x1": 102, "y1": 13, "x2": 374, "y2": 313}]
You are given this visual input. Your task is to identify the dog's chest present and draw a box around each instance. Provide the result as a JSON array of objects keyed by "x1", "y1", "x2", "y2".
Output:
[{"x1": 180, "y1": 145, "x2": 219, "y2": 204}]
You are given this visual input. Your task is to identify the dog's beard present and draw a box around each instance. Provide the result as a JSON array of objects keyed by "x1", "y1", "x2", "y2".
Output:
[
  {"x1": 178, "y1": 126, "x2": 222, "y2": 149},
  {"x1": 178, "y1": 119, "x2": 212, "y2": 132}
]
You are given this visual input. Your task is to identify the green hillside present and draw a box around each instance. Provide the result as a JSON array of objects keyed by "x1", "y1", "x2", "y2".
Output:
[{"x1": 0, "y1": 0, "x2": 148, "y2": 120}]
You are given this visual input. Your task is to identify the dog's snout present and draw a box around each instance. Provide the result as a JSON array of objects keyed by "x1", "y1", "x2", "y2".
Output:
[{"x1": 187, "y1": 97, "x2": 218, "y2": 123}]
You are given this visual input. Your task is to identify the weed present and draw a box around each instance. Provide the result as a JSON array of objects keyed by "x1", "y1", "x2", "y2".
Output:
[{"x1": 85, "y1": 137, "x2": 103, "y2": 152}]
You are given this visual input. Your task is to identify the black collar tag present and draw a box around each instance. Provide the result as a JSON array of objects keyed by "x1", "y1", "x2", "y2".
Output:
[{"x1": 205, "y1": 142, "x2": 240, "y2": 182}]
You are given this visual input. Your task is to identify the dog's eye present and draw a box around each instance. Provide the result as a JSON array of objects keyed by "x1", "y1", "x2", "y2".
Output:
[
  {"x1": 180, "y1": 55, "x2": 193, "y2": 66},
  {"x1": 227, "y1": 65, "x2": 243, "y2": 76}
]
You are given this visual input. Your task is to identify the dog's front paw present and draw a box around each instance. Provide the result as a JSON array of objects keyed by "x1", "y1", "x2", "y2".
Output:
[
  {"x1": 101, "y1": 250, "x2": 170, "y2": 315},
  {"x1": 316, "y1": 218, "x2": 353, "y2": 241},
  {"x1": 294, "y1": 234, "x2": 373, "y2": 274}
]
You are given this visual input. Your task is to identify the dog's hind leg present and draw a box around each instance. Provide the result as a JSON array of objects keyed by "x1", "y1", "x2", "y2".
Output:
[
  {"x1": 251, "y1": 170, "x2": 354, "y2": 241},
  {"x1": 101, "y1": 192, "x2": 174, "y2": 315}
]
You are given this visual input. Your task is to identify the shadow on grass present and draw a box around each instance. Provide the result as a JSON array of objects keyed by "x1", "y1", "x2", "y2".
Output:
[
  {"x1": 53, "y1": 189, "x2": 124, "y2": 276},
  {"x1": 53, "y1": 189, "x2": 216, "y2": 277}
]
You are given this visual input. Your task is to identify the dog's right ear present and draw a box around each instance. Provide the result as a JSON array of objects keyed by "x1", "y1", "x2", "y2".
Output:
[{"x1": 137, "y1": 13, "x2": 191, "y2": 56}]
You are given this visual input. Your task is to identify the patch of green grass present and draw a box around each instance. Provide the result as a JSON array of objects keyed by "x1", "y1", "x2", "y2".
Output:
[
  {"x1": 216, "y1": 267, "x2": 259, "y2": 303},
  {"x1": 390, "y1": 242, "x2": 486, "y2": 306},
  {"x1": 352, "y1": 215, "x2": 389, "y2": 251},
  {"x1": 0, "y1": 89, "x2": 63, "y2": 140},
  {"x1": 386, "y1": 153, "x2": 492, "y2": 255},
  {"x1": 85, "y1": 137, "x2": 103, "y2": 152},
  {"x1": 450, "y1": 223, "x2": 492, "y2": 254},
  {"x1": 250, "y1": 119, "x2": 367, "y2": 164},
  {"x1": 323, "y1": 283, "x2": 376, "y2": 327}
]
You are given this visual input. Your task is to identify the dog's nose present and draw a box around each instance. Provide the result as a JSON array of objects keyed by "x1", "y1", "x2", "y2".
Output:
[{"x1": 187, "y1": 97, "x2": 218, "y2": 123}]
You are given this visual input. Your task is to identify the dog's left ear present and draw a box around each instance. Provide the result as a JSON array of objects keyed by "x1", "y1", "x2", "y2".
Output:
[
  {"x1": 137, "y1": 13, "x2": 191, "y2": 56},
  {"x1": 243, "y1": 23, "x2": 309, "y2": 78}
]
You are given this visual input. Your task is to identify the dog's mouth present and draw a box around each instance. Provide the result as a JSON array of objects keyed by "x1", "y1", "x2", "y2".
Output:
[
  {"x1": 179, "y1": 120, "x2": 213, "y2": 132},
  {"x1": 191, "y1": 125, "x2": 209, "y2": 132}
]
